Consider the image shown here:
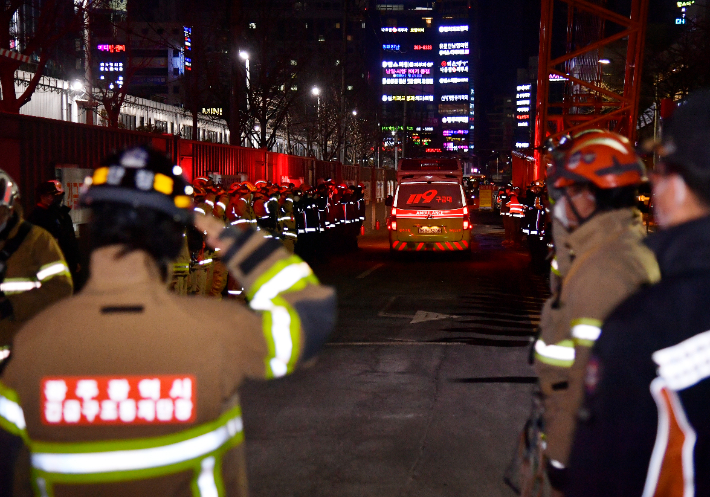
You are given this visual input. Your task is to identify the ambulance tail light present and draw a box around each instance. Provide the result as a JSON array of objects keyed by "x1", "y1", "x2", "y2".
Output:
[{"x1": 462, "y1": 206, "x2": 471, "y2": 230}]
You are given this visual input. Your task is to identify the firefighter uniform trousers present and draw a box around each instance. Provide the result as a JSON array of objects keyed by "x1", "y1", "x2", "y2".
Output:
[{"x1": 0, "y1": 226, "x2": 336, "y2": 497}]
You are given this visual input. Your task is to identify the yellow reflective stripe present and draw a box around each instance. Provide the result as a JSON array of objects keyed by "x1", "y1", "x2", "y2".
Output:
[
  {"x1": 37, "y1": 262, "x2": 70, "y2": 282},
  {"x1": 571, "y1": 318, "x2": 603, "y2": 347},
  {"x1": 551, "y1": 257, "x2": 561, "y2": 276},
  {"x1": 30, "y1": 407, "x2": 243, "y2": 487},
  {"x1": 0, "y1": 381, "x2": 28, "y2": 440},
  {"x1": 534, "y1": 339, "x2": 575, "y2": 367},
  {"x1": 249, "y1": 257, "x2": 316, "y2": 378}
]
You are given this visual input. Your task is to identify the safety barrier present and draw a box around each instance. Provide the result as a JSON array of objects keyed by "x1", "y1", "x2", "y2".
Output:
[{"x1": 0, "y1": 113, "x2": 395, "y2": 211}]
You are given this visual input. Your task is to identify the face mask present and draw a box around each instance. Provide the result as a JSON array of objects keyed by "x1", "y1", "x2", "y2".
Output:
[
  {"x1": 654, "y1": 175, "x2": 688, "y2": 228},
  {"x1": 553, "y1": 196, "x2": 571, "y2": 229}
]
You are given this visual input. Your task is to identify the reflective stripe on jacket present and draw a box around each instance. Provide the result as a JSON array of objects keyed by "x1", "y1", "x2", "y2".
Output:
[
  {"x1": 0, "y1": 226, "x2": 336, "y2": 496},
  {"x1": 0, "y1": 216, "x2": 72, "y2": 347}
]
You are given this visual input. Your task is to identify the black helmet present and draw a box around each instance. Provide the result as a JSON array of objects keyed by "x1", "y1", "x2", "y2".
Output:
[{"x1": 80, "y1": 146, "x2": 193, "y2": 224}]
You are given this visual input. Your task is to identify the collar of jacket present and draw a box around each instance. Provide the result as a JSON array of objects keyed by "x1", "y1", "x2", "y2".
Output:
[
  {"x1": 83, "y1": 246, "x2": 164, "y2": 292},
  {"x1": 645, "y1": 214, "x2": 710, "y2": 277},
  {"x1": 565, "y1": 208, "x2": 641, "y2": 256}
]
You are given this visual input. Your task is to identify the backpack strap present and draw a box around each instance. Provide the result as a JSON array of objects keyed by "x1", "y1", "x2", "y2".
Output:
[{"x1": 0, "y1": 222, "x2": 32, "y2": 264}]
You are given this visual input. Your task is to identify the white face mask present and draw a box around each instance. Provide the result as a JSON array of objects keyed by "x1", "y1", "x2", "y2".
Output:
[
  {"x1": 654, "y1": 174, "x2": 689, "y2": 228},
  {"x1": 553, "y1": 196, "x2": 571, "y2": 229}
]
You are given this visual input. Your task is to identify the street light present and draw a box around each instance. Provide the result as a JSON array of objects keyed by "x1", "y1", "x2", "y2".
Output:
[
  {"x1": 599, "y1": 59, "x2": 611, "y2": 64},
  {"x1": 311, "y1": 87, "x2": 321, "y2": 159}
]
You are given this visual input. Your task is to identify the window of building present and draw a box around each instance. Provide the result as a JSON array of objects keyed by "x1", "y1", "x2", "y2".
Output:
[
  {"x1": 347, "y1": 34, "x2": 352, "y2": 41},
  {"x1": 249, "y1": 23, "x2": 256, "y2": 29},
  {"x1": 362, "y1": 22, "x2": 366, "y2": 28},
  {"x1": 291, "y1": 59, "x2": 297, "y2": 66},
  {"x1": 335, "y1": 22, "x2": 340, "y2": 28},
  {"x1": 318, "y1": 34, "x2": 325, "y2": 42},
  {"x1": 173, "y1": 49, "x2": 180, "y2": 57}
]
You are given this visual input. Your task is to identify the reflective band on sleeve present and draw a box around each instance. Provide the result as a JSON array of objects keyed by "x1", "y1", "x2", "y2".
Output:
[
  {"x1": 551, "y1": 257, "x2": 561, "y2": 276},
  {"x1": 194, "y1": 207, "x2": 206, "y2": 215},
  {"x1": 653, "y1": 329, "x2": 710, "y2": 391},
  {"x1": 204, "y1": 200, "x2": 214, "y2": 207},
  {"x1": 0, "y1": 280, "x2": 41, "y2": 294},
  {"x1": 571, "y1": 320, "x2": 602, "y2": 347},
  {"x1": 535, "y1": 339, "x2": 575, "y2": 367},
  {"x1": 196, "y1": 456, "x2": 219, "y2": 497},
  {"x1": 250, "y1": 261, "x2": 313, "y2": 378},
  {"x1": 198, "y1": 259, "x2": 213, "y2": 266},
  {"x1": 31, "y1": 414, "x2": 243, "y2": 475},
  {"x1": 36, "y1": 262, "x2": 70, "y2": 281},
  {"x1": 0, "y1": 393, "x2": 27, "y2": 436},
  {"x1": 216, "y1": 202, "x2": 226, "y2": 210}
]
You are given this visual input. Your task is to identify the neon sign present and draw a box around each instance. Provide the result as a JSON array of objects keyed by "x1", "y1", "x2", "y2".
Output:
[
  {"x1": 441, "y1": 95, "x2": 468, "y2": 102},
  {"x1": 383, "y1": 61, "x2": 434, "y2": 68},
  {"x1": 414, "y1": 45, "x2": 433, "y2": 50},
  {"x1": 439, "y1": 25, "x2": 469, "y2": 33},
  {"x1": 385, "y1": 68, "x2": 432, "y2": 76},
  {"x1": 439, "y1": 42, "x2": 469, "y2": 56},
  {"x1": 382, "y1": 78, "x2": 434, "y2": 85},
  {"x1": 410, "y1": 28, "x2": 425, "y2": 33},
  {"x1": 97, "y1": 44, "x2": 125, "y2": 52},
  {"x1": 440, "y1": 77, "x2": 469, "y2": 84},
  {"x1": 383, "y1": 44, "x2": 400, "y2": 51},
  {"x1": 443, "y1": 130, "x2": 469, "y2": 136},
  {"x1": 382, "y1": 95, "x2": 434, "y2": 102},
  {"x1": 381, "y1": 27, "x2": 408, "y2": 33},
  {"x1": 442, "y1": 116, "x2": 468, "y2": 124}
]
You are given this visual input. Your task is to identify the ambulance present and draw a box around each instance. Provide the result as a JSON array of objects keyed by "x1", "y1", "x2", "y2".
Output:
[{"x1": 386, "y1": 158, "x2": 472, "y2": 252}]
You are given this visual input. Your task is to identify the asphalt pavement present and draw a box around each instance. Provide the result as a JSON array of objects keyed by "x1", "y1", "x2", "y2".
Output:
[{"x1": 241, "y1": 212, "x2": 549, "y2": 497}]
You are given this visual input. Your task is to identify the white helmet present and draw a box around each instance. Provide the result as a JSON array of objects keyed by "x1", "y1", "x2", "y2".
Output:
[{"x1": 0, "y1": 170, "x2": 19, "y2": 208}]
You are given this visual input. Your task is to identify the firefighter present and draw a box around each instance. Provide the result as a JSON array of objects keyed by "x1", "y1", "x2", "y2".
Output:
[
  {"x1": 566, "y1": 90, "x2": 710, "y2": 497},
  {"x1": 0, "y1": 146, "x2": 336, "y2": 496},
  {"x1": 27, "y1": 180, "x2": 82, "y2": 285},
  {"x1": 499, "y1": 185, "x2": 512, "y2": 246},
  {"x1": 508, "y1": 187, "x2": 525, "y2": 248},
  {"x1": 207, "y1": 185, "x2": 230, "y2": 299},
  {"x1": 0, "y1": 170, "x2": 73, "y2": 356},
  {"x1": 533, "y1": 130, "x2": 660, "y2": 495},
  {"x1": 279, "y1": 186, "x2": 298, "y2": 253},
  {"x1": 189, "y1": 186, "x2": 214, "y2": 296}
]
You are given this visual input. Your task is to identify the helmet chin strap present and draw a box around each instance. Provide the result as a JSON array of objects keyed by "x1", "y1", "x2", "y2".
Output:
[{"x1": 562, "y1": 188, "x2": 598, "y2": 228}]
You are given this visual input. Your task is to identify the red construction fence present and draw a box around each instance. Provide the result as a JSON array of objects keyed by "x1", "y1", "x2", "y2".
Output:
[{"x1": 0, "y1": 113, "x2": 396, "y2": 212}]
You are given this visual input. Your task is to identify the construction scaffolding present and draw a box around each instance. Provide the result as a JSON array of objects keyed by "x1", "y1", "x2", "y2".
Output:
[{"x1": 533, "y1": 0, "x2": 650, "y2": 178}]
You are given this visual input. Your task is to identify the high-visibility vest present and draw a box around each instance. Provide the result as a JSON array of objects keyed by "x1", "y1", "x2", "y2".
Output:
[{"x1": 509, "y1": 195, "x2": 525, "y2": 218}]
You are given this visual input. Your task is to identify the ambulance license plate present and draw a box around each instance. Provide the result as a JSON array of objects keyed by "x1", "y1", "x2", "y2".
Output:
[{"x1": 419, "y1": 226, "x2": 442, "y2": 234}]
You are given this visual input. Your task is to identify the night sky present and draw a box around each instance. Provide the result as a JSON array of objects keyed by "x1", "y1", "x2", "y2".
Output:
[{"x1": 476, "y1": 0, "x2": 680, "y2": 136}]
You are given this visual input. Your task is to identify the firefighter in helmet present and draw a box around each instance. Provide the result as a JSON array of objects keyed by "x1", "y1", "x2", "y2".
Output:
[
  {"x1": 0, "y1": 146, "x2": 336, "y2": 496},
  {"x1": 533, "y1": 130, "x2": 660, "y2": 495}
]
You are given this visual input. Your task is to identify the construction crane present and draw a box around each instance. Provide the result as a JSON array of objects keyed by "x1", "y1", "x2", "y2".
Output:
[{"x1": 533, "y1": 0, "x2": 650, "y2": 179}]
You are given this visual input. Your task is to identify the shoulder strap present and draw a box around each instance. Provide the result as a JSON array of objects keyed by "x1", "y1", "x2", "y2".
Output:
[{"x1": 0, "y1": 222, "x2": 32, "y2": 263}]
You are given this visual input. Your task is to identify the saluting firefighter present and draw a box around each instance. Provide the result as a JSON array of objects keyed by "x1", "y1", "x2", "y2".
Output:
[
  {"x1": 0, "y1": 146, "x2": 336, "y2": 496},
  {"x1": 533, "y1": 131, "x2": 660, "y2": 495},
  {"x1": 0, "y1": 170, "x2": 73, "y2": 356}
]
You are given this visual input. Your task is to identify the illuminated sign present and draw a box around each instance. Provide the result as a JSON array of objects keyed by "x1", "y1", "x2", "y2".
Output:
[
  {"x1": 439, "y1": 25, "x2": 469, "y2": 33},
  {"x1": 99, "y1": 62, "x2": 124, "y2": 72},
  {"x1": 517, "y1": 84, "x2": 532, "y2": 91},
  {"x1": 383, "y1": 78, "x2": 434, "y2": 85},
  {"x1": 516, "y1": 92, "x2": 531, "y2": 98},
  {"x1": 443, "y1": 130, "x2": 469, "y2": 136},
  {"x1": 677, "y1": 1, "x2": 693, "y2": 6},
  {"x1": 184, "y1": 26, "x2": 192, "y2": 71},
  {"x1": 385, "y1": 67, "x2": 432, "y2": 76},
  {"x1": 549, "y1": 73, "x2": 567, "y2": 81},
  {"x1": 442, "y1": 116, "x2": 468, "y2": 124},
  {"x1": 441, "y1": 95, "x2": 468, "y2": 102},
  {"x1": 97, "y1": 44, "x2": 125, "y2": 52},
  {"x1": 426, "y1": 148, "x2": 442, "y2": 153},
  {"x1": 383, "y1": 44, "x2": 400, "y2": 51},
  {"x1": 201, "y1": 108, "x2": 223, "y2": 116},
  {"x1": 439, "y1": 42, "x2": 469, "y2": 56},
  {"x1": 416, "y1": 127, "x2": 434, "y2": 132},
  {"x1": 518, "y1": 122, "x2": 529, "y2": 127},
  {"x1": 440, "y1": 77, "x2": 469, "y2": 84},
  {"x1": 517, "y1": 99, "x2": 530, "y2": 105},
  {"x1": 515, "y1": 142, "x2": 531, "y2": 148},
  {"x1": 517, "y1": 107, "x2": 530, "y2": 112},
  {"x1": 382, "y1": 95, "x2": 434, "y2": 102},
  {"x1": 383, "y1": 61, "x2": 434, "y2": 68},
  {"x1": 517, "y1": 115, "x2": 530, "y2": 120},
  {"x1": 443, "y1": 142, "x2": 469, "y2": 152},
  {"x1": 381, "y1": 27, "x2": 408, "y2": 33},
  {"x1": 382, "y1": 126, "x2": 414, "y2": 131},
  {"x1": 414, "y1": 45, "x2": 433, "y2": 50},
  {"x1": 676, "y1": 18, "x2": 686, "y2": 24},
  {"x1": 440, "y1": 60, "x2": 468, "y2": 74},
  {"x1": 411, "y1": 28, "x2": 425, "y2": 33}
]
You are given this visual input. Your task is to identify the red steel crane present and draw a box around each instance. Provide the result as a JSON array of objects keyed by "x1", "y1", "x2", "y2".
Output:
[{"x1": 533, "y1": 0, "x2": 650, "y2": 179}]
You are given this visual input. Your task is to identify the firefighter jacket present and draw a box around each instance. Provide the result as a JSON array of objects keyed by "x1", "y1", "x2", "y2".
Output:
[
  {"x1": 0, "y1": 225, "x2": 336, "y2": 497},
  {"x1": 567, "y1": 214, "x2": 710, "y2": 497},
  {"x1": 0, "y1": 213, "x2": 73, "y2": 348},
  {"x1": 228, "y1": 193, "x2": 256, "y2": 229},
  {"x1": 533, "y1": 208, "x2": 660, "y2": 467},
  {"x1": 27, "y1": 204, "x2": 81, "y2": 279},
  {"x1": 508, "y1": 194, "x2": 525, "y2": 218}
]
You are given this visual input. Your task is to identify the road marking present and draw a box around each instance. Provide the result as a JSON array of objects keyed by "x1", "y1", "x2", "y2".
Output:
[
  {"x1": 410, "y1": 310, "x2": 460, "y2": 324},
  {"x1": 356, "y1": 263, "x2": 384, "y2": 279}
]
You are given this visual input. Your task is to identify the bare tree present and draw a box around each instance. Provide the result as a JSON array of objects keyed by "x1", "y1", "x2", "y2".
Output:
[{"x1": 0, "y1": 0, "x2": 90, "y2": 113}]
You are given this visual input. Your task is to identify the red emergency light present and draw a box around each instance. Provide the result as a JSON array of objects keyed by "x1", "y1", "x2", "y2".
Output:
[{"x1": 97, "y1": 44, "x2": 126, "y2": 53}]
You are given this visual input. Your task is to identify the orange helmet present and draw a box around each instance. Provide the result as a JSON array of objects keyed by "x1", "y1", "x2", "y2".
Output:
[
  {"x1": 242, "y1": 182, "x2": 257, "y2": 192},
  {"x1": 549, "y1": 130, "x2": 645, "y2": 190}
]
